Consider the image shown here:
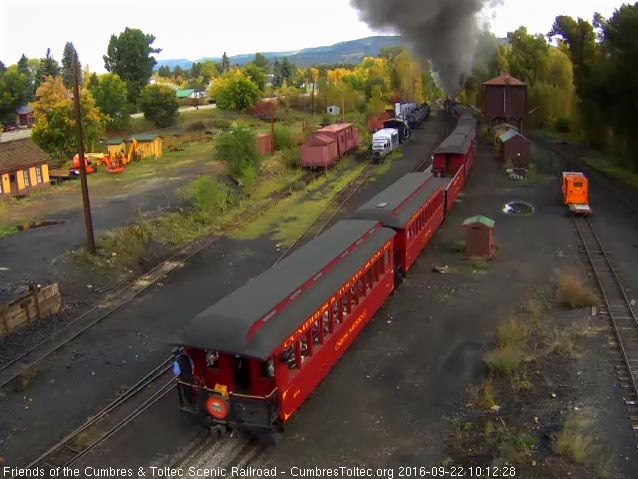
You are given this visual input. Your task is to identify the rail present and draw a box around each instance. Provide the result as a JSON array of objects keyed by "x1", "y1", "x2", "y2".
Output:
[
  {"x1": 16, "y1": 357, "x2": 175, "y2": 474},
  {"x1": 572, "y1": 214, "x2": 638, "y2": 430}
]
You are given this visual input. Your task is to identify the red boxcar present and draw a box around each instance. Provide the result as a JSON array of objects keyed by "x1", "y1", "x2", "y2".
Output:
[
  {"x1": 300, "y1": 134, "x2": 338, "y2": 168},
  {"x1": 314, "y1": 123, "x2": 358, "y2": 159},
  {"x1": 173, "y1": 219, "x2": 396, "y2": 435},
  {"x1": 351, "y1": 172, "x2": 445, "y2": 282}
]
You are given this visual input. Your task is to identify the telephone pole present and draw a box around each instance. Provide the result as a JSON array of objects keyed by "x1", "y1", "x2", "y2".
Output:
[{"x1": 72, "y1": 53, "x2": 96, "y2": 254}]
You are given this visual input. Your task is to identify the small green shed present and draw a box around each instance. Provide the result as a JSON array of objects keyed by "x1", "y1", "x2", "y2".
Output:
[{"x1": 462, "y1": 215, "x2": 495, "y2": 258}]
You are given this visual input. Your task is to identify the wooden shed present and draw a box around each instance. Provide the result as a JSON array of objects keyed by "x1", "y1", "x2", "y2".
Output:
[
  {"x1": 462, "y1": 215, "x2": 494, "y2": 259},
  {"x1": 0, "y1": 139, "x2": 50, "y2": 200},
  {"x1": 256, "y1": 133, "x2": 273, "y2": 155},
  {"x1": 492, "y1": 122, "x2": 519, "y2": 144},
  {"x1": 106, "y1": 138, "x2": 126, "y2": 156},
  {"x1": 499, "y1": 130, "x2": 531, "y2": 168},
  {"x1": 127, "y1": 134, "x2": 163, "y2": 159}
]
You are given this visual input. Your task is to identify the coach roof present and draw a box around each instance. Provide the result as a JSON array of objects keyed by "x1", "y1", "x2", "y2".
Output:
[
  {"x1": 352, "y1": 173, "x2": 443, "y2": 228},
  {"x1": 177, "y1": 219, "x2": 388, "y2": 357}
]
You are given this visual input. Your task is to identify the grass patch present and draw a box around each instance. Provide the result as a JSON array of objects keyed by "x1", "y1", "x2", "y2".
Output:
[
  {"x1": 483, "y1": 347, "x2": 525, "y2": 375},
  {"x1": 556, "y1": 269, "x2": 597, "y2": 308},
  {"x1": 466, "y1": 379, "x2": 498, "y2": 409},
  {"x1": 0, "y1": 224, "x2": 18, "y2": 239},
  {"x1": 552, "y1": 412, "x2": 596, "y2": 464},
  {"x1": 483, "y1": 316, "x2": 528, "y2": 375},
  {"x1": 231, "y1": 159, "x2": 368, "y2": 246},
  {"x1": 581, "y1": 156, "x2": 638, "y2": 189}
]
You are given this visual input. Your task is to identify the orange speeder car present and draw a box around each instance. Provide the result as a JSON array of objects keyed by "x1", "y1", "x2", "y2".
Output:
[{"x1": 562, "y1": 172, "x2": 591, "y2": 214}]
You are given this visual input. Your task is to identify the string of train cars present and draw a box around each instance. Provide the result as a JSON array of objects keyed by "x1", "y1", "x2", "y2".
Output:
[{"x1": 170, "y1": 104, "x2": 477, "y2": 440}]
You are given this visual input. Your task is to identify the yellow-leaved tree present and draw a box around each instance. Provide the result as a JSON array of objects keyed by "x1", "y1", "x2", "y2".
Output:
[{"x1": 30, "y1": 75, "x2": 103, "y2": 154}]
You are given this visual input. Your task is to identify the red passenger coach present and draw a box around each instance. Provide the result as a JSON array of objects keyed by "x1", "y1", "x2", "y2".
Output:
[
  {"x1": 351, "y1": 173, "x2": 445, "y2": 282},
  {"x1": 172, "y1": 220, "x2": 395, "y2": 436}
]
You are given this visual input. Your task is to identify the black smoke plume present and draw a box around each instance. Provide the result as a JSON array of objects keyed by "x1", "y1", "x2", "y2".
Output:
[{"x1": 351, "y1": 0, "x2": 499, "y2": 96}]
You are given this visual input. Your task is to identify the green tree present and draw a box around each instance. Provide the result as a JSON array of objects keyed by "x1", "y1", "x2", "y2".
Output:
[
  {"x1": 200, "y1": 60, "x2": 217, "y2": 83},
  {"x1": 157, "y1": 65, "x2": 171, "y2": 77},
  {"x1": 0, "y1": 66, "x2": 28, "y2": 122},
  {"x1": 591, "y1": 5, "x2": 638, "y2": 166},
  {"x1": 214, "y1": 125, "x2": 260, "y2": 188},
  {"x1": 549, "y1": 15, "x2": 603, "y2": 146},
  {"x1": 31, "y1": 76, "x2": 103, "y2": 152},
  {"x1": 138, "y1": 84, "x2": 179, "y2": 127},
  {"x1": 35, "y1": 48, "x2": 60, "y2": 89},
  {"x1": 244, "y1": 63, "x2": 266, "y2": 92},
  {"x1": 221, "y1": 52, "x2": 230, "y2": 72},
  {"x1": 253, "y1": 53, "x2": 269, "y2": 70},
  {"x1": 0, "y1": 61, "x2": 6, "y2": 76},
  {"x1": 90, "y1": 73, "x2": 129, "y2": 129},
  {"x1": 87, "y1": 72, "x2": 99, "y2": 89},
  {"x1": 210, "y1": 70, "x2": 261, "y2": 111},
  {"x1": 61, "y1": 42, "x2": 81, "y2": 89},
  {"x1": 173, "y1": 65, "x2": 184, "y2": 79},
  {"x1": 17, "y1": 54, "x2": 34, "y2": 101},
  {"x1": 191, "y1": 62, "x2": 202, "y2": 79},
  {"x1": 103, "y1": 27, "x2": 161, "y2": 104},
  {"x1": 506, "y1": 27, "x2": 550, "y2": 85}
]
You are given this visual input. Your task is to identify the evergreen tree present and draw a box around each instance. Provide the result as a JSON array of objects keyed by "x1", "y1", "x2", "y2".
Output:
[
  {"x1": 17, "y1": 54, "x2": 34, "y2": 100},
  {"x1": 221, "y1": 52, "x2": 230, "y2": 72},
  {"x1": 87, "y1": 72, "x2": 99, "y2": 89},
  {"x1": 35, "y1": 48, "x2": 61, "y2": 89},
  {"x1": 0, "y1": 60, "x2": 6, "y2": 76},
  {"x1": 253, "y1": 53, "x2": 269, "y2": 70},
  {"x1": 157, "y1": 65, "x2": 171, "y2": 77},
  {"x1": 272, "y1": 58, "x2": 282, "y2": 87},
  {"x1": 61, "y1": 42, "x2": 81, "y2": 88}
]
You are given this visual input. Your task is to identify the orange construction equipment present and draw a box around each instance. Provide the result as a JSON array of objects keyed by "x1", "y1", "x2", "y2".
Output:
[
  {"x1": 70, "y1": 154, "x2": 96, "y2": 176},
  {"x1": 562, "y1": 171, "x2": 591, "y2": 214}
]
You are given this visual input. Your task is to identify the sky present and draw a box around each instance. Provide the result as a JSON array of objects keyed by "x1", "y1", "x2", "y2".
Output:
[{"x1": 0, "y1": 0, "x2": 627, "y2": 74}]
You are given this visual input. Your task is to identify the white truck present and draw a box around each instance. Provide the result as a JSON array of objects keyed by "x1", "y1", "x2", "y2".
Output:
[{"x1": 371, "y1": 128, "x2": 399, "y2": 162}]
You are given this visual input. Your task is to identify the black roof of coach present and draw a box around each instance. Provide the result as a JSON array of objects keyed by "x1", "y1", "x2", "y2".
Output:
[
  {"x1": 176, "y1": 219, "x2": 389, "y2": 359},
  {"x1": 351, "y1": 173, "x2": 442, "y2": 229},
  {"x1": 433, "y1": 127, "x2": 473, "y2": 155}
]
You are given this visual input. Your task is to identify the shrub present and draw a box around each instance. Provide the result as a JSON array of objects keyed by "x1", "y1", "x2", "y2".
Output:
[
  {"x1": 248, "y1": 100, "x2": 277, "y2": 120},
  {"x1": 273, "y1": 126, "x2": 295, "y2": 151},
  {"x1": 214, "y1": 126, "x2": 261, "y2": 180},
  {"x1": 185, "y1": 177, "x2": 231, "y2": 215},
  {"x1": 280, "y1": 147, "x2": 300, "y2": 168},
  {"x1": 556, "y1": 270, "x2": 597, "y2": 308},
  {"x1": 186, "y1": 120, "x2": 213, "y2": 132},
  {"x1": 138, "y1": 84, "x2": 179, "y2": 128},
  {"x1": 483, "y1": 346, "x2": 524, "y2": 374},
  {"x1": 211, "y1": 119, "x2": 231, "y2": 130},
  {"x1": 552, "y1": 414, "x2": 595, "y2": 464}
]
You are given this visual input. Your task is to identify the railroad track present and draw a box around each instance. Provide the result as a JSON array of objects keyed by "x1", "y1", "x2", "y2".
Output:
[
  {"x1": 166, "y1": 435, "x2": 267, "y2": 478},
  {"x1": 0, "y1": 170, "x2": 329, "y2": 390},
  {"x1": 273, "y1": 164, "x2": 375, "y2": 265},
  {"x1": 15, "y1": 357, "x2": 175, "y2": 474},
  {"x1": 572, "y1": 214, "x2": 638, "y2": 432}
]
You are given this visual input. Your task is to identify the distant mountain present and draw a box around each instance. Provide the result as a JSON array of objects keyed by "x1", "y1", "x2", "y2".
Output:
[{"x1": 154, "y1": 35, "x2": 405, "y2": 71}]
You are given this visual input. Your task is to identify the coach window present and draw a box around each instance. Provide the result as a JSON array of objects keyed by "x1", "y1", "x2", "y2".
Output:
[
  {"x1": 358, "y1": 276, "x2": 366, "y2": 298},
  {"x1": 372, "y1": 259, "x2": 379, "y2": 283},
  {"x1": 384, "y1": 250, "x2": 390, "y2": 271},
  {"x1": 331, "y1": 300, "x2": 339, "y2": 329},
  {"x1": 295, "y1": 340, "x2": 303, "y2": 368},
  {"x1": 341, "y1": 291, "x2": 349, "y2": 319},
  {"x1": 368, "y1": 266, "x2": 374, "y2": 288}
]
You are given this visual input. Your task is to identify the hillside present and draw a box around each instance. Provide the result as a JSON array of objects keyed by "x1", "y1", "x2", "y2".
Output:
[{"x1": 155, "y1": 35, "x2": 405, "y2": 70}]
